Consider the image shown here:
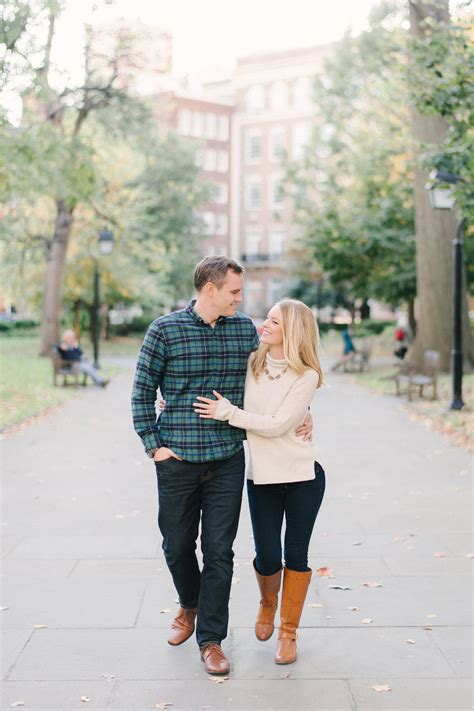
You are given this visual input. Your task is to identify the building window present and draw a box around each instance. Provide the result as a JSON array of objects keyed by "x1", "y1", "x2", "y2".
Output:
[
  {"x1": 293, "y1": 77, "x2": 313, "y2": 109},
  {"x1": 270, "y1": 178, "x2": 285, "y2": 207},
  {"x1": 292, "y1": 123, "x2": 311, "y2": 160},
  {"x1": 177, "y1": 109, "x2": 192, "y2": 135},
  {"x1": 192, "y1": 111, "x2": 204, "y2": 137},
  {"x1": 216, "y1": 213, "x2": 228, "y2": 235},
  {"x1": 246, "y1": 131, "x2": 262, "y2": 162},
  {"x1": 217, "y1": 150, "x2": 229, "y2": 172},
  {"x1": 270, "y1": 231, "x2": 285, "y2": 256},
  {"x1": 267, "y1": 279, "x2": 283, "y2": 307},
  {"x1": 247, "y1": 85, "x2": 266, "y2": 112},
  {"x1": 212, "y1": 183, "x2": 228, "y2": 204},
  {"x1": 246, "y1": 180, "x2": 262, "y2": 209},
  {"x1": 202, "y1": 211, "x2": 215, "y2": 235},
  {"x1": 269, "y1": 81, "x2": 288, "y2": 110},
  {"x1": 217, "y1": 115, "x2": 229, "y2": 140},
  {"x1": 245, "y1": 232, "x2": 262, "y2": 255},
  {"x1": 205, "y1": 113, "x2": 217, "y2": 139},
  {"x1": 203, "y1": 149, "x2": 217, "y2": 171},
  {"x1": 245, "y1": 279, "x2": 265, "y2": 316},
  {"x1": 270, "y1": 129, "x2": 286, "y2": 161}
]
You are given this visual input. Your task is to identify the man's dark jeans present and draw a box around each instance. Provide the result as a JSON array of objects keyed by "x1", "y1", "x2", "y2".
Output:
[
  {"x1": 247, "y1": 462, "x2": 326, "y2": 575},
  {"x1": 155, "y1": 448, "x2": 245, "y2": 647}
]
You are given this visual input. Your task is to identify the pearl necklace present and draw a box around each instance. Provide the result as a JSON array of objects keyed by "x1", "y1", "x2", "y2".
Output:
[{"x1": 263, "y1": 361, "x2": 288, "y2": 381}]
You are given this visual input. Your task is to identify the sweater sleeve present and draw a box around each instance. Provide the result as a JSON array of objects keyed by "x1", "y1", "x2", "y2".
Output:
[{"x1": 213, "y1": 370, "x2": 318, "y2": 438}]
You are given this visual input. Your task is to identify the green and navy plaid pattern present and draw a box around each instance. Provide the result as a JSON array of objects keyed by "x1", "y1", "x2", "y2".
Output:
[{"x1": 132, "y1": 301, "x2": 260, "y2": 462}]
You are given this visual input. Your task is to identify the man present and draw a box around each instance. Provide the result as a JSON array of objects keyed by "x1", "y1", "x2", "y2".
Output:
[
  {"x1": 57, "y1": 330, "x2": 109, "y2": 387},
  {"x1": 132, "y1": 256, "x2": 311, "y2": 675}
]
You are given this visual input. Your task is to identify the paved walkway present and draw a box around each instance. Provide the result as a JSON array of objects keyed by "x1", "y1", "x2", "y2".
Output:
[{"x1": 1, "y1": 364, "x2": 472, "y2": 710}]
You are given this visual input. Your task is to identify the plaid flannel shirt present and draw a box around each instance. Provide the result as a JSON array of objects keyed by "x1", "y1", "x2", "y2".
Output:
[{"x1": 132, "y1": 301, "x2": 260, "y2": 462}]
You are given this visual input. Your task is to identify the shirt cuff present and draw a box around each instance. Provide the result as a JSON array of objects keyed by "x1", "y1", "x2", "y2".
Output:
[{"x1": 141, "y1": 431, "x2": 162, "y2": 451}]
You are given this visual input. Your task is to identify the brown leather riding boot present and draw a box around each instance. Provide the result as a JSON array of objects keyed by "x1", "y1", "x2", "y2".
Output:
[
  {"x1": 167, "y1": 607, "x2": 197, "y2": 646},
  {"x1": 254, "y1": 564, "x2": 282, "y2": 641},
  {"x1": 275, "y1": 568, "x2": 312, "y2": 664}
]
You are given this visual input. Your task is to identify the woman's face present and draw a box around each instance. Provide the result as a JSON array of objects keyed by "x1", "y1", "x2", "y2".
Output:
[{"x1": 261, "y1": 305, "x2": 283, "y2": 347}]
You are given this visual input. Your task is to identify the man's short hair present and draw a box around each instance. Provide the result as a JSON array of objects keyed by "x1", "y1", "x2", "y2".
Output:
[{"x1": 194, "y1": 256, "x2": 244, "y2": 292}]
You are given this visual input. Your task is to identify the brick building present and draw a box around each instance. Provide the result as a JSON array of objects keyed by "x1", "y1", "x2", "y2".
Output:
[{"x1": 153, "y1": 92, "x2": 233, "y2": 260}]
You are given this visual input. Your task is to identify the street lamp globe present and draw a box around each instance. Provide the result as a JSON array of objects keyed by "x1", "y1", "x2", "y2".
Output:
[{"x1": 98, "y1": 227, "x2": 114, "y2": 255}]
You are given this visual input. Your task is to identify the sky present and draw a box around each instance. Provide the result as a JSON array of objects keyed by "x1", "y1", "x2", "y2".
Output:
[{"x1": 52, "y1": 0, "x2": 380, "y2": 84}]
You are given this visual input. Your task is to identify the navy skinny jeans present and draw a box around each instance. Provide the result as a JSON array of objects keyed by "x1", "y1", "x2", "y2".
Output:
[{"x1": 247, "y1": 462, "x2": 326, "y2": 575}]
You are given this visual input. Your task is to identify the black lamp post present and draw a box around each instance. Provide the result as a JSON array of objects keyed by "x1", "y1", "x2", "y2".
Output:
[
  {"x1": 92, "y1": 227, "x2": 114, "y2": 369},
  {"x1": 426, "y1": 171, "x2": 466, "y2": 410}
]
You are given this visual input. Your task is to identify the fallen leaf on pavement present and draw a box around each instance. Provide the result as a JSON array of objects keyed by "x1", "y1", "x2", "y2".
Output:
[
  {"x1": 423, "y1": 624, "x2": 433, "y2": 631},
  {"x1": 363, "y1": 582, "x2": 382, "y2": 588},
  {"x1": 370, "y1": 684, "x2": 392, "y2": 693},
  {"x1": 433, "y1": 552, "x2": 447, "y2": 558},
  {"x1": 100, "y1": 674, "x2": 116, "y2": 680},
  {"x1": 34, "y1": 624, "x2": 47, "y2": 629},
  {"x1": 10, "y1": 704, "x2": 25, "y2": 708},
  {"x1": 159, "y1": 609, "x2": 171, "y2": 613},
  {"x1": 348, "y1": 606, "x2": 359, "y2": 611},
  {"x1": 352, "y1": 541, "x2": 363, "y2": 546},
  {"x1": 405, "y1": 639, "x2": 416, "y2": 644},
  {"x1": 0, "y1": 607, "x2": 9, "y2": 612},
  {"x1": 80, "y1": 697, "x2": 91, "y2": 703},
  {"x1": 328, "y1": 585, "x2": 351, "y2": 590},
  {"x1": 316, "y1": 566, "x2": 334, "y2": 577},
  {"x1": 362, "y1": 618, "x2": 373, "y2": 624},
  {"x1": 209, "y1": 676, "x2": 229, "y2": 683},
  {"x1": 155, "y1": 704, "x2": 173, "y2": 710},
  {"x1": 280, "y1": 672, "x2": 291, "y2": 678}
]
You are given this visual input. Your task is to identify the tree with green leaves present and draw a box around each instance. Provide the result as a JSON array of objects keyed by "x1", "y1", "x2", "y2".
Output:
[{"x1": 286, "y1": 4, "x2": 416, "y2": 326}]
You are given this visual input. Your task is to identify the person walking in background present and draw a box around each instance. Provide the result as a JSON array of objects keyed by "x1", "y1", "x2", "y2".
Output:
[
  {"x1": 131, "y1": 257, "x2": 312, "y2": 676},
  {"x1": 331, "y1": 326, "x2": 356, "y2": 371},
  {"x1": 193, "y1": 298, "x2": 326, "y2": 665},
  {"x1": 57, "y1": 330, "x2": 109, "y2": 387},
  {"x1": 393, "y1": 317, "x2": 411, "y2": 360}
]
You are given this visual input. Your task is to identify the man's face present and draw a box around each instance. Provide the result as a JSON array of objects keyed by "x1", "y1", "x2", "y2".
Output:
[{"x1": 211, "y1": 270, "x2": 244, "y2": 317}]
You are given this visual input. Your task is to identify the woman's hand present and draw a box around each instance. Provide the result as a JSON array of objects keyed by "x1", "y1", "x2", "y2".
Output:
[
  {"x1": 158, "y1": 399, "x2": 166, "y2": 412},
  {"x1": 295, "y1": 412, "x2": 313, "y2": 442},
  {"x1": 193, "y1": 390, "x2": 224, "y2": 419}
]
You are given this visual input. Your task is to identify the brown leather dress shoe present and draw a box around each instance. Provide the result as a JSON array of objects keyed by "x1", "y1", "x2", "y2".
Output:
[
  {"x1": 167, "y1": 607, "x2": 197, "y2": 646},
  {"x1": 200, "y1": 643, "x2": 230, "y2": 675}
]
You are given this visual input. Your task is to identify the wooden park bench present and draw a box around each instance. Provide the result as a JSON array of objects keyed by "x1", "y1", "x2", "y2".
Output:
[
  {"x1": 395, "y1": 349, "x2": 440, "y2": 401},
  {"x1": 343, "y1": 339, "x2": 373, "y2": 373},
  {"x1": 50, "y1": 346, "x2": 88, "y2": 387}
]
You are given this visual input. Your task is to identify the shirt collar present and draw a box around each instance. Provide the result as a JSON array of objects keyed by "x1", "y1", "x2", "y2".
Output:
[{"x1": 186, "y1": 300, "x2": 227, "y2": 326}]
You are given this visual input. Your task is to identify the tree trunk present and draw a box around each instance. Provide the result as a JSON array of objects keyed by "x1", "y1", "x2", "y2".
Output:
[
  {"x1": 359, "y1": 299, "x2": 371, "y2": 320},
  {"x1": 407, "y1": 298, "x2": 416, "y2": 337},
  {"x1": 38, "y1": 200, "x2": 74, "y2": 355},
  {"x1": 408, "y1": 0, "x2": 472, "y2": 371}
]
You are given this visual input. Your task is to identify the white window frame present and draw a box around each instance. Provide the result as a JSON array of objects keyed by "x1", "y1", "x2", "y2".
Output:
[{"x1": 246, "y1": 178, "x2": 262, "y2": 210}]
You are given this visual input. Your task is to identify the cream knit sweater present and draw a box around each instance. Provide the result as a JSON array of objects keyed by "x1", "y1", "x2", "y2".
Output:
[{"x1": 214, "y1": 354, "x2": 320, "y2": 485}]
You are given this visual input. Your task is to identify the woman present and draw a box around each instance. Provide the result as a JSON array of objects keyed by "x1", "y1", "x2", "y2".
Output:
[{"x1": 193, "y1": 298, "x2": 325, "y2": 665}]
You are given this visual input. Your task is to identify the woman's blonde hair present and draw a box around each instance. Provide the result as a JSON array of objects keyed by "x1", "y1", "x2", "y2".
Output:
[{"x1": 251, "y1": 298, "x2": 323, "y2": 388}]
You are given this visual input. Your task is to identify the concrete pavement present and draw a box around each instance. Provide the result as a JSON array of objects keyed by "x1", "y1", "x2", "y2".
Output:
[{"x1": 1, "y1": 363, "x2": 472, "y2": 710}]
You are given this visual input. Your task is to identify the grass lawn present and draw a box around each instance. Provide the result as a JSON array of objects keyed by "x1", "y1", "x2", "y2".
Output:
[{"x1": 0, "y1": 332, "x2": 140, "y2": 432}]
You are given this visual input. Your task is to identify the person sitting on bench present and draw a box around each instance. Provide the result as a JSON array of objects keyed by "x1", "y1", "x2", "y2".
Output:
[{"x1": 57, "y1": 330, "x2": 109, "y2": 388}]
